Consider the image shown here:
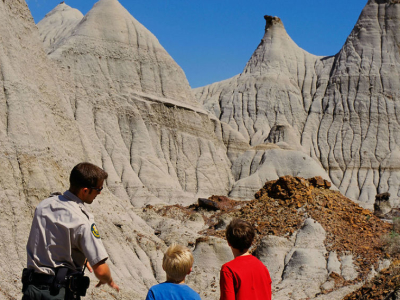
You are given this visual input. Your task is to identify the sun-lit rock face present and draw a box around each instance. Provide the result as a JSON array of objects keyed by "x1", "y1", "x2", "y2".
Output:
[
  {"x1": 50, "y1": 0, "x2": 197, "y2": 104},
  {"x1": 195, "y1": 0, "x2": 400, "y2": 207},
  {"x1": 0, "y1": 0, "x2": 184, "y2": 297},
  {"x1": 229, "y1": 147, "x2": 333, "y2": 199},
  {"x1": 39, "y1": 0, "x2": 234, "y2": 206},
  {"x1": 195, "y1": 14, "x2": 335, "y2": 200},
  {"x1": 0, "y1": 0, "x2": 95, "y2": 298},
  {"x1": 37, "y1": 2, "x2": 83, "y2": 53},
  {"x1": 195, "y1": 15, "x2": 332, "y2": 147},
  {"x1": 0, "y1": 0, "x2": 233, "y2": 298},
  {"x1": 2, "y1": 0, "x2": 399, "y2": 299},
  {"x1": 303, "y1": 0, "x2": 400, "y2": 206}
]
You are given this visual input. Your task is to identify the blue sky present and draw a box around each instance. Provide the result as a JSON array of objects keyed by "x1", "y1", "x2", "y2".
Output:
[{"x1": 26, "y1": 0, "x2": 368, "y2": 88}]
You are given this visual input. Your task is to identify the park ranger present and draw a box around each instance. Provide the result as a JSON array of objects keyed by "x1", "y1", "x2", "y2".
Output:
[{"x1": 22, "y1": 162, "x2": 119, "y2": 300}]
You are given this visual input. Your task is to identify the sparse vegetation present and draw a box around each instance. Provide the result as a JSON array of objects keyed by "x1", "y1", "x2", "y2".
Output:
[{"x1": 381, "y1": 217, "x2": 400, "y2": 255}]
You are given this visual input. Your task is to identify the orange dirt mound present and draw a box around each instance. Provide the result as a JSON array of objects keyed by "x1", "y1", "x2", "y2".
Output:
[{"x1": 207, "y1": 176, "x2": 391, "y2": 282}]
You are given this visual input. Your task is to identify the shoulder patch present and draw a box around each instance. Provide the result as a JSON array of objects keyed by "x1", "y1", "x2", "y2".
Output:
[{"x1": 91, "y1": 223, "x2": 101, "y2": 239}]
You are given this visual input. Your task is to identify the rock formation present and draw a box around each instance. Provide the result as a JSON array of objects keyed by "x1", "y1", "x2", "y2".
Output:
[
  {"x1": 141, "y1": 175, "x2": 391, "y2": 299},
  {"x1": 37, "y1": 2, "x2": 83, "y2": 53},
  {"x1": 215, "y1": 175, "x2": 390, "y2": 299},
  {"x1": 0, "y1": 0, "x2": 232, "y2": 298},
  {"x1": 229, "y1": 147, "x2": 334, "y2": 199},
  {"x1": 195, "y1": 0, "x2": 400, "y2": 208},
  {"x1": 1, "y1": 0, "x2": 399, "y2": 299},
  {"x1": 0, "y1": 0, "x2": 91, "y2": 297},
  {"x1": 195, "y1": 15, "x2": 330, "y2": 146},
  {"x1": 343, "y1": 260, "x2": 400, "y2": 300},
  {"x1": 40, "y1": 0, "x2": 234, "y2": 206},
  {"x1": 194, "y1": 14, "x2": 337, "y2": 200},
  {"x1": 303, "y1": 0, "x2": 400, "y2": 206}
]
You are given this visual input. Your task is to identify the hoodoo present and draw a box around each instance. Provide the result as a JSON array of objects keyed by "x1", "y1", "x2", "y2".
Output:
[
  {"x1": 195, "y1": 0, "x2": 400, "y2": 207},
  {"x1": 195, "y1": 14, "x2": 334, "y2": 199}
]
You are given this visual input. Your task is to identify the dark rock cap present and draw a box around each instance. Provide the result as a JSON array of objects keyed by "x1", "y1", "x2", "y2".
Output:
[{"x1": 264, "y1": 15, "x2": 283, "y2": 29}]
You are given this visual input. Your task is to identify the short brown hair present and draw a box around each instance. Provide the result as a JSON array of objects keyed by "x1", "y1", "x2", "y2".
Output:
[
  {"x1": 226, "y1": 219, "x2": 255, "y2": 252},
  {"x1": 69, "y1": 162, "x2": 108, "y2": 190},
  {"x1": 162, "y1": 244, "x2": 194, "y2": 282}
]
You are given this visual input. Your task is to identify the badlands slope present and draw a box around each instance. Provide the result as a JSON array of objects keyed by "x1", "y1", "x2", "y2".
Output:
[
  {"x1": 0, "y1": 0, "x2": 235, "y2": 298},
  {"x1": 195, "y1": 0, "x2": 400, "y2": 208},
  {"x1": 0, "y1": 0, "x2": 399, "y2": 299},
  {"x1": 0, "y1": 0, "x2": 231, "y2": 298},
  {"x1": 39, "y1": 0, "x2": 235, "y2": 207}
]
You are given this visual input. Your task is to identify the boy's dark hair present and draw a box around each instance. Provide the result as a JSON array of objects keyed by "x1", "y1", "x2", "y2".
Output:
[
  {"x1": 69, "y1": 162, "x2": 108, "y2": 190},
  {"x1": 226, "y1": 219, "x2": 255, "y2": 252}
]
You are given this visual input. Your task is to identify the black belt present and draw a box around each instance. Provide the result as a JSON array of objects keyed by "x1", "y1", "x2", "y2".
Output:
[
  {"x1": 22, "y1": 268, "x2": 89, "y2": 298},
  {"x1": 22, "y1": 269, "x2": 55, "y2": 286}
]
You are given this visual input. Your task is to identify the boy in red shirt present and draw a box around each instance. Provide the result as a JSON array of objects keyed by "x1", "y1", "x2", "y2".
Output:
[{"x1": 220, "y1": 219, "x2": 272, "y2": 300}]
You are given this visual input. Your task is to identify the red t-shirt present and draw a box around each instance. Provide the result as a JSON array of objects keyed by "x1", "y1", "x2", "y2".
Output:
[{"x1": 220, "y1": 255, "x2": 272, "y2": 300}]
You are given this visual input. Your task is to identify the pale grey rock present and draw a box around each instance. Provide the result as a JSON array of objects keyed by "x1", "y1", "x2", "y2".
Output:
[
  {"x1": 194, "y1": 16, "x2": 331, "y2": 148},
  {"x1": 367, "y1": 266, "x2": 378, "y2": 281},
  {"x1": 135, "y1": 205, "x2": 206, "y2": 247},
  {"x1": 293, "y1": 218, "x2": 326, "y2": 250},
  {"x1": 1, "y1": 0, "x2": 397, "y2": 299},
  {"x1": 327, "y1": 251, "x2": 342, "y2": 275},
  {"x1": 302, "y1": 0, "x2": 400, "y2": 206},
  {"x1": 276, "y1": 219, "x2": 328, "y2": 299},
  {"x1": 189, "y1": 237, "x2": 233, "y2": 300},
  {"x1": 37, "y1": 0, "x2": 235, "y2": 206},
  {"x1": 266, "y1": 124, "x2": 305, "y2": 152},
  {"x1": 50, "y1": 0, "x2": 197, "y2": 105},
  {"x1": 374, "y1": 192, "x2": 392, "y2": 215},
  {"x1": 0, "y1": 0, "x2": 88, "y2": 296},
  {"x1": 214, "y1": 214, "x2": 234, "y2": 230},
  {"x1": 320, "y1": 280, "x2": 335, "y2": 292},
  {"x1": 37, "y1": 3, "x2": 83, "y2": 53},
  {"x1": 0, "y1": 0, "x2": 232, "y2": 299},
  {"x1": 255, "y1": 218, "x2": 361, "y2": 300},
  {"x1": 377, "y1": 258, "x2": 391, "y2": 272},
  {"x1": 195, "y1": 0, "x2": 400, "y2": 207},
  {"x1": 340, "y1": 254, "x2": 358, "y2": 281},
  {"x1": 194, "y1": 15, "x2": 338, "y2": 203},
  {"x1": 85, "y1": 194, "x2": 168, "y2": 296},
  {"x1": 313, "y1": 283, "x2": 363, "y2": 300},
  {"x1": 212, "y1": 119, "x2": 251, "y2": 164},
  {"x1": 229, "y1": 148, "x2": 334, "y2": 199},
  {"x1": 255, "y1": 235, "x2": 295, "y2": 283}
]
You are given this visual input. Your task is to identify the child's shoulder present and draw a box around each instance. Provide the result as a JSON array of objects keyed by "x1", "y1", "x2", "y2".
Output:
[
  {"x1": 223, "y1": 254, "x2": 263, "y2": 268},
  {"x1": 176, "y1": 283, "x2": 200, "y2": 297},
  {"x1": 148, "y1": 282, "x2": 201, "y2": 300},
  {"x1": 181, "y1": 285, "x2": 201, "y2": 300}
]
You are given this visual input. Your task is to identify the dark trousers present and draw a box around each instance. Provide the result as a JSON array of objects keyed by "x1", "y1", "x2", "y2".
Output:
[{"x1": 22, "y1": 284, "x2": 66, "y2": 300}]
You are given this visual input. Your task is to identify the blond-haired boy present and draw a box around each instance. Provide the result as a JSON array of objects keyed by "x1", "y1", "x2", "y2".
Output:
[{"x1": 145, "y1": 244, "x2": 201, "y2": 300}]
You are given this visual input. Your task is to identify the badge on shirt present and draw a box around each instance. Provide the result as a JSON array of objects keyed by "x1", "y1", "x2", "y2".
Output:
[{"x1": 91, "y1": 223, "x2": 101, "y2": 239}]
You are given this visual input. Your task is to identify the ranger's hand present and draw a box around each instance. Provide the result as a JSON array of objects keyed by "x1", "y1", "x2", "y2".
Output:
[
  {"x1": 96, "y1": 278, "x2": 120, "y2": 292},
  {"x1": 92, "y1": 260, "x2": 119, "y2": 292}
]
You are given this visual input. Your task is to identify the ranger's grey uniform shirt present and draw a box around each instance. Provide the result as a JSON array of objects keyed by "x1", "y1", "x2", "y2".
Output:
[{"x1": 26, "y1": 191, "x2": 108, "y2": 275}]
